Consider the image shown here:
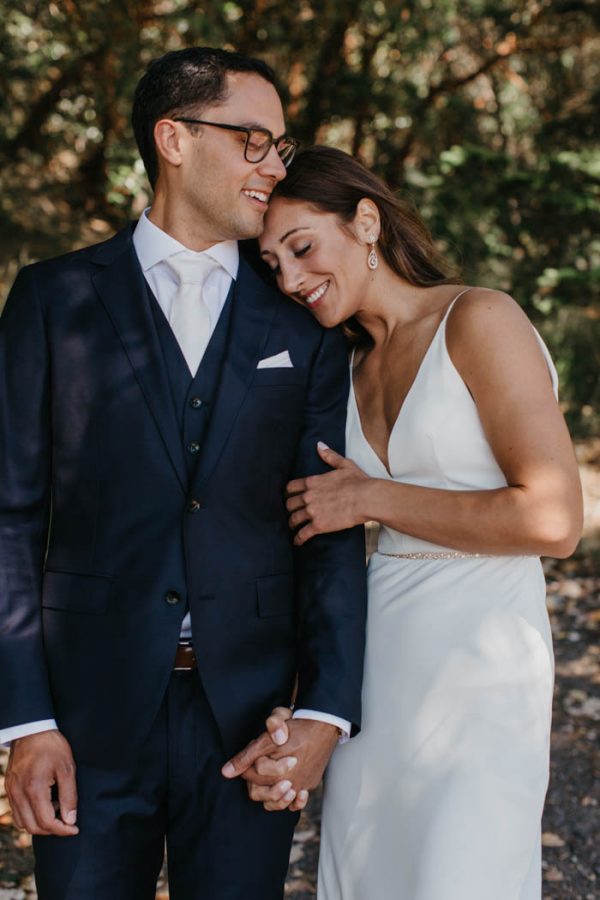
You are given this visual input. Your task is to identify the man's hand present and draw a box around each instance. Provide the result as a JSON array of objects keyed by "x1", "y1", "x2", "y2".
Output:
[
  {"x1": 223, "y1": 716, "x2": 339, "y2": 812},
  {"x1": 5, "y1": 730, "x2": 79, "y2": 836}
]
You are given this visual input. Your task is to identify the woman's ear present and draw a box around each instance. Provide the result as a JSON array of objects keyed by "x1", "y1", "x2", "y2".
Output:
[{"x1": 353, "y1": 198, "x2": 381, "y2": 244}]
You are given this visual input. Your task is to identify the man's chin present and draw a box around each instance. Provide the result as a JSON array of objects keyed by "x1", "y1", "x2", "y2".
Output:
[
  {"x1": 235, "y1": 209, "x2": 267, "y2": 240},
  {"x1": 242, "y1": 219, "x2": 266, "y2": 240}
]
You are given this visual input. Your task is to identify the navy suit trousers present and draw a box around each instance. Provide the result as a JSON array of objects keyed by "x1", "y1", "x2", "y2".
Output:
[{"x1": 33, "y1": 672, "x2": 299, "y2": 900}]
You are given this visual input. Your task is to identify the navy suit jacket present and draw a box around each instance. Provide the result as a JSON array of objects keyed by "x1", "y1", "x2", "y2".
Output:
[{"x1": 0, "y1": 225, "x2": 367, "y2": 767}]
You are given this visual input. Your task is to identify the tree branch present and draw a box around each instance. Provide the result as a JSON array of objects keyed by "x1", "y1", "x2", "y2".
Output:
[{"x1": 2, "y1": 47, "x2": 106, "y2": 159}]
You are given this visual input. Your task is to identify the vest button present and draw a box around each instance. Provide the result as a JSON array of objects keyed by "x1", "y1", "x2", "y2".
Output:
[
  {"x1": 190, "y1": 397, "x2": 202, "y2": 409},
  {"x1": 187, "y1": 499, "x2": 201, "y2": 513},
  {"x1": 165, "y1": 590, "x2": 181, "y2": 606},
  {"x1": 188, "y1": 442, "x2": 200, "y2": 454}
]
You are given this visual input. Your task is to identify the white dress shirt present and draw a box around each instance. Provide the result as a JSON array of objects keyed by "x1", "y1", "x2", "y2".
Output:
[{"x1": 0, "y1": 210, "x2": 350, "y2": 744}]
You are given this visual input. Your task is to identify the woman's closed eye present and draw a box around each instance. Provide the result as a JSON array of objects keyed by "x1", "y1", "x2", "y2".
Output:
[{"x1": 263, "y1": 244, "x2": 311, "y2": 276}]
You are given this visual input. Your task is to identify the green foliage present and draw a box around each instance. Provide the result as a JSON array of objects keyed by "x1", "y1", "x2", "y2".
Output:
[{"x1": 0, "y1": 0, "x2": 598, "y2": 430}]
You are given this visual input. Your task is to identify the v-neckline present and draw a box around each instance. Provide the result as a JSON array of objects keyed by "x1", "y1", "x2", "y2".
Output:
[{"x1": 350, "y1": 288, "x2": 471, "y2": 476}]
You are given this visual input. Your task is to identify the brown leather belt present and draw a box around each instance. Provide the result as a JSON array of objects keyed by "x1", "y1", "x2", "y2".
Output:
[{"x1": 173, "y1": 641, "x2": 197, "y2": 671}]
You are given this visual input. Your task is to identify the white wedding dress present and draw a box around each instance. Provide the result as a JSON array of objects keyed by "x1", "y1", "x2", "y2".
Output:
[{"x1": 318, "y1": 291, "x2": 556, "y2": 900}]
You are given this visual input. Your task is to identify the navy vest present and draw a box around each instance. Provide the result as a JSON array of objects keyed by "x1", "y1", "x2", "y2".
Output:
[{"x1": 147, "y1": 280, "x2": 234, "y2": 479}]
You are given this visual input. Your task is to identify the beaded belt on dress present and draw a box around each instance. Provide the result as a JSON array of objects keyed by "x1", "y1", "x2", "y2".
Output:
[{"x1": 379, "y1": 551, "x2": 491, "y2": 560}]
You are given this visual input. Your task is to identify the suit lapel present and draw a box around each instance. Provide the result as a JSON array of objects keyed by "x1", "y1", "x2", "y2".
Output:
[
  {"x1": 193, "y1": 257, "x2": 279, "y2": 490},
  {"x1": 91, "y1": 227, "x2": 188, "y2": 494}
]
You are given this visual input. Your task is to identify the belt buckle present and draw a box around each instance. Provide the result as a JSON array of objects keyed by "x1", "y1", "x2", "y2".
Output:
[{"x1": 173, "y1": 640, "x2": 197, "y2": 671}]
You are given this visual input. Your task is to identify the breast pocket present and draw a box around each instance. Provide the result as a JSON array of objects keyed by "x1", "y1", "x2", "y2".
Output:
[{"x1": 251, "y1": 367, "x2": 306, "y2": 387}]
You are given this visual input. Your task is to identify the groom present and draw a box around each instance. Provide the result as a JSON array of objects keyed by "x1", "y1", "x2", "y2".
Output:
[{"x1": 0, "y1": 47, "x2": 367, "y2": 899}]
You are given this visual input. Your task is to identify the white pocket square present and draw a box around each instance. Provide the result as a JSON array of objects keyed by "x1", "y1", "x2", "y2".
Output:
[{"x1": 257, "y1": 350, "x2": 293, "y2": 369}]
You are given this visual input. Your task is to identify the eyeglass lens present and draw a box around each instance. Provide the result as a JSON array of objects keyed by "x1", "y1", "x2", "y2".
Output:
[{"x1": 245, "y1": 131, "x2": 296, "y2": 166}]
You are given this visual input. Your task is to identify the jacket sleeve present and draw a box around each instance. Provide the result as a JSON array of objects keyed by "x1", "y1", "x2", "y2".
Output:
[
  {"x1": 0, "y1": 266, "x2": 55, "y2": 730},
  {"x1": 292, "y1": 326, "x2": 368, "y2": 734}
]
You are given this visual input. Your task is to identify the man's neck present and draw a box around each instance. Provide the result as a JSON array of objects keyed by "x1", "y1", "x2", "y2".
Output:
[{"x1": 148, "y1": 192, "x2": 225, "y2": 252}]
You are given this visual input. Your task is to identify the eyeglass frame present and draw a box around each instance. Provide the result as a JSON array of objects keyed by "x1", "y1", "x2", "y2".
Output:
[{"x1": 172, "y1": 117, "x2": 300, "y2": 167}]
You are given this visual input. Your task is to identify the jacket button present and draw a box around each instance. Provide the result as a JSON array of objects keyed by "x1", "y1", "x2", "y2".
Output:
[
  {"x1": 188, "y1": 442, "x2": 200, "y2": 454},
  {"x1": 165, "y1": 590, "x2": 181, "y2": 606},
  {"x1": 187, "y1": 499, "x2": 201, "y2": 513},
  {"x1": 190, "y1": 397, "x2": 202, "y2": 409}
]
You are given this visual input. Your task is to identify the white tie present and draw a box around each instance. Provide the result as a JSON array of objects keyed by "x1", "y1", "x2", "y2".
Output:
[{"x1": 166, "y1": 253, "x2": 220, "y2": 375}]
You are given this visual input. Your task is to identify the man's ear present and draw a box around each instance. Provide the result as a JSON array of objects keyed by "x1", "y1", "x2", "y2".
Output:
[
  {"x1": 353, "y1": 198, "x2": 381, "y2": 244},
  {"x1": 153, "y1": 119, "x2": 185, "y2": 170}
]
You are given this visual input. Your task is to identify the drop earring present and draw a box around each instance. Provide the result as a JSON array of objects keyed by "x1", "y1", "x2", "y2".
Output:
[{"x1": 367, "y1": 234, "x2": 379, "y2": 270}]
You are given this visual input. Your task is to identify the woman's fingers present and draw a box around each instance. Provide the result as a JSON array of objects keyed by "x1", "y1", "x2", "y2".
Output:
[
  {"x1": 248, "y1": 779, "x2": 297, "y2": 810},
  {"x1": 316, "y1": 442, "x2": 348, "y2": 467},
  {"x1": 293, "y1": 523, "x2": 317, "y2": 546},
  {"x1": 289, "y1": 508, "x2": 311, "y2": 530},
  {"x1": 255, "y1": 755, "x2": 298, "y2": 779},
  {"x1": 285, "y1": 494, "x2": 306, "y2": 513},
  {"x1": 289, "y1": 789, "x2": 310, "y2": 812}
]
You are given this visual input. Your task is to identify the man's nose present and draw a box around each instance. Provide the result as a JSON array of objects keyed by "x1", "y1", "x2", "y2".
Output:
[{"x1": 258, "y1": 144, "x2": 288, "y2": 182}]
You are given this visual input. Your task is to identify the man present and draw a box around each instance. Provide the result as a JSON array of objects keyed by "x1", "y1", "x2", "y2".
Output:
[{"x1": 0, "y1": 48, "x2": 367, "y2": 899}]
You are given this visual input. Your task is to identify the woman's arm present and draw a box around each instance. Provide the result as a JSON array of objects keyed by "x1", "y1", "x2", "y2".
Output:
[{"x1": 287, "y1": 291, "x2": 583, "y2": 558}]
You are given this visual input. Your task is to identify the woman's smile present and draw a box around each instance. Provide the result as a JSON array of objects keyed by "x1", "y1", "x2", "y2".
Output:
[{"x1": 300, "y1": 280, "x2": 330, "y2": 308}]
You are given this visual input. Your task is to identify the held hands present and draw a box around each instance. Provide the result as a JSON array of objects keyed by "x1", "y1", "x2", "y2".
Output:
[
  {"x1": 222, "y1": 708, "x2": 339, "y2": 812},
  {"x1": 286, "y1": 443, "x2": 369, "y2": 546},
  {"x1": 5, "y1": 730, "x2": 79, "y2": 836}
]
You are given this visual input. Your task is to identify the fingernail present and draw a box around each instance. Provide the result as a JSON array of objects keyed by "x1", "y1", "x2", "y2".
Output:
[
  {"x1": 273, "y1": 729, "x2": 287, "y2": 745},
  {"x1": 222, "y1": 763, "x2": 235, "y2": 778},
  {"x1": 317, "y1": 441, "x2": 330, "y2": 450},
  {"x1": 279, "y1": 780, "x2": 292, "y2": 792},
  {"x1": 284, "y1": 789, "x2": 296, "y2": 802},
  {"x1": 65, "y1": 810, "x2": 77, "y2": 825},
  {"x1": 298, "y1": 790, "x2": 309, "y2": 802},
  {"x1": 286, "y1": 757, "x2": 298, "y2": 770}
]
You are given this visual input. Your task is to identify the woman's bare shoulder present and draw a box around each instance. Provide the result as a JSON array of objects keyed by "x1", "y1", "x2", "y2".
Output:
[
  {"x1": 446, "y1": 287, "x2": 539, "y2": 354},
  {"x1": 447, "y1": 286, "x2": 530, "y2": 330},
  {"x1": 444, "y1": 286, "x2": 552, "y2": 392}
]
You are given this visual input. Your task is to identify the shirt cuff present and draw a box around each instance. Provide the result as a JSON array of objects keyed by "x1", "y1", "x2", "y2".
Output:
[
  {"x1": 292, "y1": 709, "x2": 351, "y2": 744},
  {"x1": 0, "y1": 719, "x2": 58, "y2": 745}
]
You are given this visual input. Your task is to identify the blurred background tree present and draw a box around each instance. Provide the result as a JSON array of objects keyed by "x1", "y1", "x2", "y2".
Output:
[{"x1": 0, "y1": 0, "x2": 598, "y2": 432}]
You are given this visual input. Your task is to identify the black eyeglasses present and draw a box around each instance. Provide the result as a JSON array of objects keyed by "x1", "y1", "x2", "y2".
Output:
[{"x1": 173, "y1": 117, "x2": 300, "y2": 167}]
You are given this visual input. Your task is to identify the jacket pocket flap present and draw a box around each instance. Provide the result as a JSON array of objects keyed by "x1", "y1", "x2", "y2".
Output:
[
  {"x1": 42, "y1": 570, "x2": 112, "y2": 615},
  {"x1": 256, "y1": 573, "x2": 295, "y2": 617}
]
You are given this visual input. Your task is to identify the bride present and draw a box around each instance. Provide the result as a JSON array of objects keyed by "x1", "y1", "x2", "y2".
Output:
[{"x1": 237, "y1": 145, "x2": 582, "y2": 899}]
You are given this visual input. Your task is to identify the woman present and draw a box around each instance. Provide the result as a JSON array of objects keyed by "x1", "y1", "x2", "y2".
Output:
[{"x1": 258, "y1": 147, "x2": 583, "y2": 900}]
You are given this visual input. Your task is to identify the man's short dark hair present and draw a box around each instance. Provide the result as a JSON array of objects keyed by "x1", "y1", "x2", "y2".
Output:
[{"x1": 132, "y1": 47, "x2": 279, "y2": 189}]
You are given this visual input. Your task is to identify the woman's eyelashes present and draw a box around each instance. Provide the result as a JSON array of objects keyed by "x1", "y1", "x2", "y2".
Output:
[{"x1": 265, "y1": 244, "x2": 312, "y2": 276}]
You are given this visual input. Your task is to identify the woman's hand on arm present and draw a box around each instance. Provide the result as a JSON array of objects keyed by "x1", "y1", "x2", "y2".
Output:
[{"x1": 286, "y1": 445, "x2": 372, "y2": 546}]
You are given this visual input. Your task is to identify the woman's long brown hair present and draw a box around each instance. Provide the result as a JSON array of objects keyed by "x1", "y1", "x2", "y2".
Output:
[{"x1": 272, "y1": 146, "x2": 461, "y2": 346}]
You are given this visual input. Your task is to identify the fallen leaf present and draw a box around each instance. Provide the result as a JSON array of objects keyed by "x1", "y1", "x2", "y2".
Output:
[
  {"x1": 544, "y1": 865, "x2": 565, "y2": 882},
  {"x1": 542, "y1": 831, "x2": 566, "y2": 847}
]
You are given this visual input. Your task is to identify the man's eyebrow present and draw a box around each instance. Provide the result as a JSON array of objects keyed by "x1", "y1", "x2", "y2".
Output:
[{"x1": 238, "y1": 120, "x2": 282, "y2": 131}]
